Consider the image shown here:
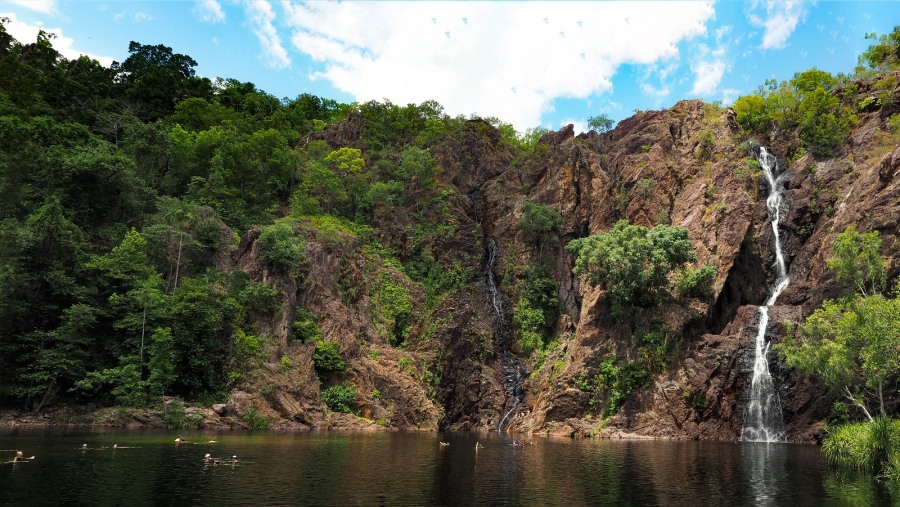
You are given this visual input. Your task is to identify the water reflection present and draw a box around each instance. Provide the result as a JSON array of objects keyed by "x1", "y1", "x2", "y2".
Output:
[{"x1": 0, "y1": 428, "x2": 894, "y2": 506}]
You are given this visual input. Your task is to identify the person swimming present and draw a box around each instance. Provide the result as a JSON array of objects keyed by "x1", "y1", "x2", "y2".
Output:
[{"x1": 12, "y1": 451, "x2": 33, "y2": 462}]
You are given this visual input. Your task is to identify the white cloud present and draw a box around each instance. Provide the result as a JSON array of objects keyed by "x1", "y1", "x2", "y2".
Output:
[
  {"x1": 280, "y1": 1, "x2": 714, "y2": 131},
  {"x1": 113, "y1": 11, "x2": 154, "y2": 23},
  {"x1": 0, "y1": 11, "x2": 114, "y2": 66},
  {"x1": 690, "y1": 60, "x2": 725, "y2": 95},
  {"x1": 750, "y1": 0, "x2": 806, "y2": 50},
  {"x1": 721, "y1": 88, "x2": 741, "y2": 106},
  {"x1": 8, "y1": 0, "x2": 56, "y2": 15},
  {"x1": 641, "y1": 82, "x2": 671, "y2": 99},
  {"x1": 196, "y1": 0, "x2": 226, "y2": 24},
  {"x1": 244, "y1": 0, "x2": 290, "y2": 69}
]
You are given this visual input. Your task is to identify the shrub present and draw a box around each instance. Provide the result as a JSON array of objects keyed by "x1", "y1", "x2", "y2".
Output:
[
  {"x1": 322, "y1": 381, "x2": 357, "y2": 413},
  {"x1": 676, "y1": 265, "x2": 718, "y2": 298},
  {"x1": 513, "y1": 266, "x2": 561, "y2": 355},
  {"x1": 258, "y1": 220, "x2": 305, "y2": 274},
  {"x1": 239, "y1": 281, "x2": 281, "y2": 314},
  {"x1": 888, "y1": 114, "x2": 900, "y2": 134},
  {"x1": 520, "y1": 201, "x2": 562, "y2": 252},
  {"x1": 292, "y1": 308, "x2": 323, "y2": 343},
  {"x1": 244, "y1": 407, "x2": 271, "y2": 429},
  {"x1": 313, "y1": 340, "x2": 345, "y2": 378},
  {"x1": 373, "y1": 272, "x2": 412, "y2": 346},
  {"x1": 576, "y1": 357, "x2": 651, "y2": 418}
]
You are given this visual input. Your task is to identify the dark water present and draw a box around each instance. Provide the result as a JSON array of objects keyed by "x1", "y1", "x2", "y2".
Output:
[{"x1": 0, "y1": 428, "x2": 894, "y2": 506}]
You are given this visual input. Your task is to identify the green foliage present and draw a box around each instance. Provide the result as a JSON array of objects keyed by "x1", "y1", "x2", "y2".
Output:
[
  {"x1": 313, "y1": 340, "x2": 346, "y2": 378},
  {"x1": 732, "y1": 67, "x2": 854, "y2": 157},
  {"x1": 576, "y1": 357, "x2": 651, "y2": 418},
  {"x1": 146, "y1": 327, "x2": 176, "y2": 396},
  {"x1": 292, "y1": 308, "x2": 323, "y2": 343},
  {"x1": 632, "y1": 178, "x2": 656, "y2": 198},
  {"x1": 857, "y1": 26, "x2": 900, "y2": 71},
  {"x1": 696, "y1": 129, "x2": 715, "y2": 159},
  {"x1": 777, "y1": 227, "x2": 896, "y2": 420},
  {"x1": 513, "y1": 266, "x2": 561, "y2": 355},
  {"x1": 827, "y1": 226, "x2": 886, "y2": 297},
  {"x1": 797, "y1": 87, "x2": 853, "y2": 157},
  {"x1": 258, "y1": 220, "x2": 306, "y2": 275},
  {"x1": 397, "y1": 356, "x2": 414, "y2": 375},
  {"x1": 777, "y1": 293, "x2": 899, "y2": 420},
  {"x1": 321, "y1": 381, "x2": 357, "y2": 413},
  {"x1": 372, "y1": 271, "x2": 412, "y2": 346},
  {"x1": 520, "y1": 201, "x2": 562, "y2": 254},
  {"x1": 404, "y1": 252, "x2": 470, "y2": 310},
  {"x1": 683, "y1": 389, "x2": 706, "y2": 412},
  {"x1": 823, "y1": 418, "x2": 900, "y2": 479},
  {"x1": 238, "y1": 281, "x2": 281, "y2": 314},
  {"x1": 228, "y1": 329, "x2": 263, "y2": 387},
  {"x1": 567, "y1": 220, "x2": 698, "y2": 314},
  {"x1": 587, "y1": 114, "x2": 615, "y2": 134},
  {"x1": 888, "y1": 114, "x2": 900, "y2": 134},
  {"x1": 675, "y1": 264, "x2": 718, "y2": 299},
  {"x1": 243, "y1": 407, "x2": 271, "y2": 429}
]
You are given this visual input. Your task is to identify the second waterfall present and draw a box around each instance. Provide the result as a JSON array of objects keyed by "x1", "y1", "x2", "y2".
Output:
[{"x1": 741, "y1": 147, "x2": 788, "y2": 443}]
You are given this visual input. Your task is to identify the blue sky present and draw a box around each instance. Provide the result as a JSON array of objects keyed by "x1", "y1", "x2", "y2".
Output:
[{"x1": 2, "y1": 1, "x2": 896, "y2": 133}]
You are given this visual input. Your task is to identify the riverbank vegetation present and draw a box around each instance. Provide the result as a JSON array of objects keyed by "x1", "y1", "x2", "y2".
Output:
[{"x1": 777, "y1": 226, "x2": 899, "y2": 485}]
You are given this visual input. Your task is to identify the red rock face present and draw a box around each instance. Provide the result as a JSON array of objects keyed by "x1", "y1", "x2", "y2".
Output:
[{"x1": 227, "y1": 91, "x2": 897, "y2": 440}]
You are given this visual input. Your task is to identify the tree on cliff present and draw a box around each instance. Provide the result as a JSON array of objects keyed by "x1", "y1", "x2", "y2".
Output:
[
  {"x1": 776, "y1": 226, "x2": 897, "y2": 420},
  {"x1": 566, "y1": 220, "x2": 698, "y2": 315}
]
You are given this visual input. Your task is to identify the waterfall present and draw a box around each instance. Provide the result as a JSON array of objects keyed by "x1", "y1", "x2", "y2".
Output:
[
  {"x1": 483, "y1": 239, "x2": 526, "y2": 432},
  {"x1": 741, "y1": 147, "x2": 788, "y2": 443}
]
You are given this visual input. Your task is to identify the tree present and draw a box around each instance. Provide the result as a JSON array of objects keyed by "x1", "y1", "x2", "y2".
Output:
[
  {"x1": 586, "y1": 114, "x2": 615, "y2": 134},
  {"x1": 520, "y1": 201, "x2": 561, "y2": 258},
  {"x1": 566, "y1": 220, "x2": 697, "y2": 314},
  {"x1": 827, "y1": 226, "x2": 886, "y2": 297},
  {"x1": 117, "y1": 41, "x2": 212, "y2": 120},
  {"x1": 857, "y1": 26, "x2": 900, "y2": 71},
  {"x1": 776, "y1": 226, "x2": 898, "y2": 420}
]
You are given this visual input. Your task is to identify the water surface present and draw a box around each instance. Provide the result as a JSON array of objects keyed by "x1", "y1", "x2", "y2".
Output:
[{"x1": 0, "y1": 428, "x2": 892, "y2": 506}]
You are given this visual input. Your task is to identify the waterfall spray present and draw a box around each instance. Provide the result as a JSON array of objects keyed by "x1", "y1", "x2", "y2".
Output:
[{"x1": 741, "y1": 147, "x2": 788, "y2": 443}]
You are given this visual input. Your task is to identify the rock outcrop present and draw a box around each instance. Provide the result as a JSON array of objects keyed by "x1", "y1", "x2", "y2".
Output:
[{"x1": 226, "y1": 87, "x2": 899, "y2": 440}]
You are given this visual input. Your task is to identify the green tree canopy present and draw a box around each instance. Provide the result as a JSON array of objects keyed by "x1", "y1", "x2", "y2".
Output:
[
  {"x1": 566, "y1": 220, "x2": 698, "y2": 313},
  {"x1": 827, "y1": 225, "x2": 886, "y2": 297},
  {"x1": 520, "y1": 201, "x2": 562, "y2": 256},
  {"x1": 587, "y1": 114, "x2": 615, "y2": 134},
  {"x1": 776, "y1": 226, "x2": 898, "y2": 421}
]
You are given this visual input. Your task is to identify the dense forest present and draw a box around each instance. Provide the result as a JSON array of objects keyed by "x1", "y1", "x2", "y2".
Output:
[
  {"x1": 0, "y1": 18, "x2": 897, "y2": 487},
  {"x1": 0, "y1": 21, "x2": 499, "y2": 409}
]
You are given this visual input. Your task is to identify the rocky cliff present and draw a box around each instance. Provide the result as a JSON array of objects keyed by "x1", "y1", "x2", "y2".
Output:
[{"x1": 222, "y1": 78, "x2": 899, "y2": 442}]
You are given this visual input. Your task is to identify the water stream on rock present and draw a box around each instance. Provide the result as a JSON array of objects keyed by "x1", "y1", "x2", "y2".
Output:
[
  {"x1": 483, "y1": 238, "x2": 526, "y2": 432},
  {"x1": 741, "y1": 146, "x2": 788, "y2": 443}
]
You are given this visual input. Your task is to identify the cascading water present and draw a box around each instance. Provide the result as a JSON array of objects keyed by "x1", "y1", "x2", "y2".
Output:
[
  {"x1": 483, "y1": 239, "x2": 526, "y2": 432},
  {"x1": 741, "y1": 146, "x2": 788, "y2": 443}
]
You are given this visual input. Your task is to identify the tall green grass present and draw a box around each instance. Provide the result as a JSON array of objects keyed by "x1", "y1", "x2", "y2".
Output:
[{"x1": 822, "y1": 417, "x2": 900, "y2": 484}]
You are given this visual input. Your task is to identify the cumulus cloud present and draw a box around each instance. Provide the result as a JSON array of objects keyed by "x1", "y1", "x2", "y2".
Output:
[
  {"x1": 690, "y1": 60, "x2": 725, "y2": 95},
  {"x1": 244, "y1": 0, "x2": 290, "y2": 69},
  {"x1": 750, "y1": 0, "x2": 806, "y2": 50},
  {"x1": 8, "y1": 0, "x2": 56, "y2": 15},
  {"x1": 196, "y1": 0, "x2": 226, "y2": 23},
  {"x1": 281, "y1": 1, "x2": 714, "y2": 131},
  {"x1": 0, "y1": 11, "x2": 114, "y2": 66}
]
